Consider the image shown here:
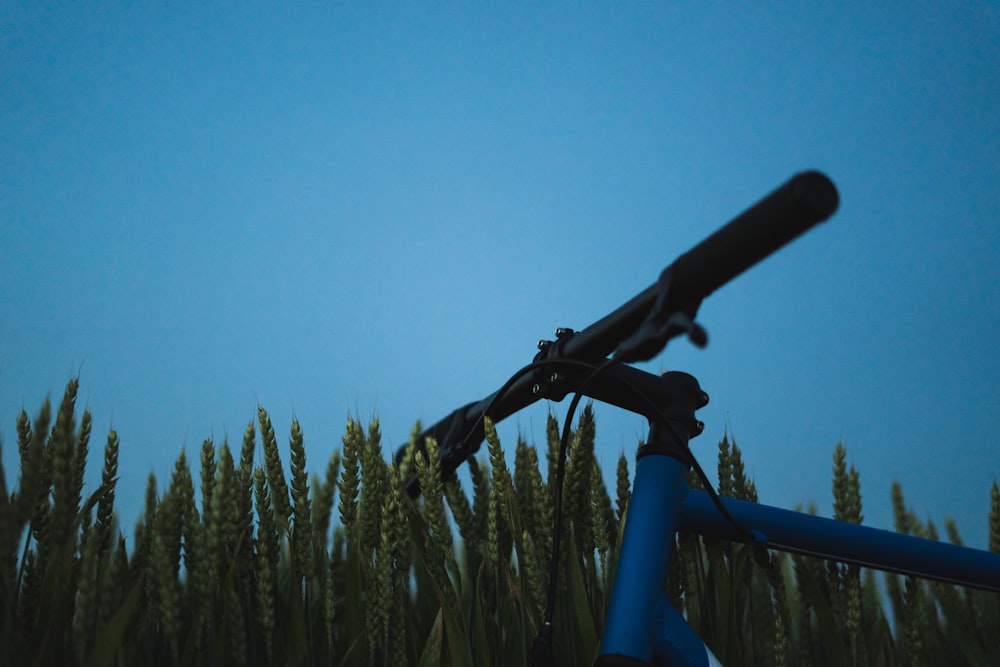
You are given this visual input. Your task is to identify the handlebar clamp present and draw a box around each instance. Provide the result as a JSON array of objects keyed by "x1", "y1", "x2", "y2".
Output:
[{"x1": 531, "y1": 327, "x2": 582, "y2": 402}]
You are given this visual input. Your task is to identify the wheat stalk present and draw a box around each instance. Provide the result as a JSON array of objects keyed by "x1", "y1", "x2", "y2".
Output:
[
  {"x1": 485, "y1": 417, "x2": 511, "y2": 569},
  {"x1": 289, "y1": 418, "x2": 315, "y2": 582},
  {"x1": 253, "y1": 465, "x2": 279, "y2": 660},
  {"x1": 358, "y1": 418, "x2": 387, "y2": 562},
  {"x1": 615, "y1": 452, "x2": 630, "y2": 525},
  {"x1": 337, "y1": 418, "x2": 362, "y2": 538},
  {"x1": 48, "y1": 378, "x2": 79, "y2": 554},
  {"x1": 258, "y1": 407, "x2": 293, "y2": 534}
]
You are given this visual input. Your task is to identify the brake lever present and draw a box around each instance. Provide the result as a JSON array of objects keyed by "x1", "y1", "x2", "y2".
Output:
[{"x1": 613, "y1": 268, "x2": 708, "y2": 363}]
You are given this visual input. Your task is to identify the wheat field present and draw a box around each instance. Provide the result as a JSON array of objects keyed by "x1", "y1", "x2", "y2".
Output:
[{"x1": 1, "y1": 378, "x2": 997, "y2": 666}]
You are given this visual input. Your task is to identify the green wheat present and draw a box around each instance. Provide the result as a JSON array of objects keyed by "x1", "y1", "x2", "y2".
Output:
[{"x1": 1, "y1": 378, "x2": 997, "y2": 666}]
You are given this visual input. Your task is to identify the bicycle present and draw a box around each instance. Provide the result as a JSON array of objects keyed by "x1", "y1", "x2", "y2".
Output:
[{"x1": 395, "y1": 171, "x2": 1000, "y2": 666}]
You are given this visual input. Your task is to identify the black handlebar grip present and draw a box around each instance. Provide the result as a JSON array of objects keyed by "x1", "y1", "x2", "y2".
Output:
[{"x1": 666, "y1": 171, "x2": 839, "y2": 305}]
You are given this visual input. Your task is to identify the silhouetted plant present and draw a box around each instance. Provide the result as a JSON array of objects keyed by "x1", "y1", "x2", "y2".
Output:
[{"x1": 1, "y1": 379, "x2": 997, "y2": 665}]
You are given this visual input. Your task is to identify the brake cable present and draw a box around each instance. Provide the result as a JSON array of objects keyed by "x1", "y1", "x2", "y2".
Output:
[{"x1": 525, "y1": 358, "x2": 755, "y2": 667}]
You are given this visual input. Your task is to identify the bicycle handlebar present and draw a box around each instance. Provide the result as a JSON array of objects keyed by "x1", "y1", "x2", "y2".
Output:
[
  {"x1": 397, "y1": 171, "x2": 839, "y2": 494},
  {"x1": 668, "y1": 170, "x2": 838, "y2": 305},
  {"x1": 571, "y1": 170, "x2": 838, "y2": 362}
]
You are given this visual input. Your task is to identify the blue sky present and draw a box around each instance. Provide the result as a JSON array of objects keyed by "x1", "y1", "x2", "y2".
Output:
[{"x1": 3, "y1": 3, "x2": 998, "y2": 551}]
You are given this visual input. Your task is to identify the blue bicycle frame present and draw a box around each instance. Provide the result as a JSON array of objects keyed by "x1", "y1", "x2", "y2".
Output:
[{"x1": 596, "y1": 386, "x2": 1000, "y2": 666}]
